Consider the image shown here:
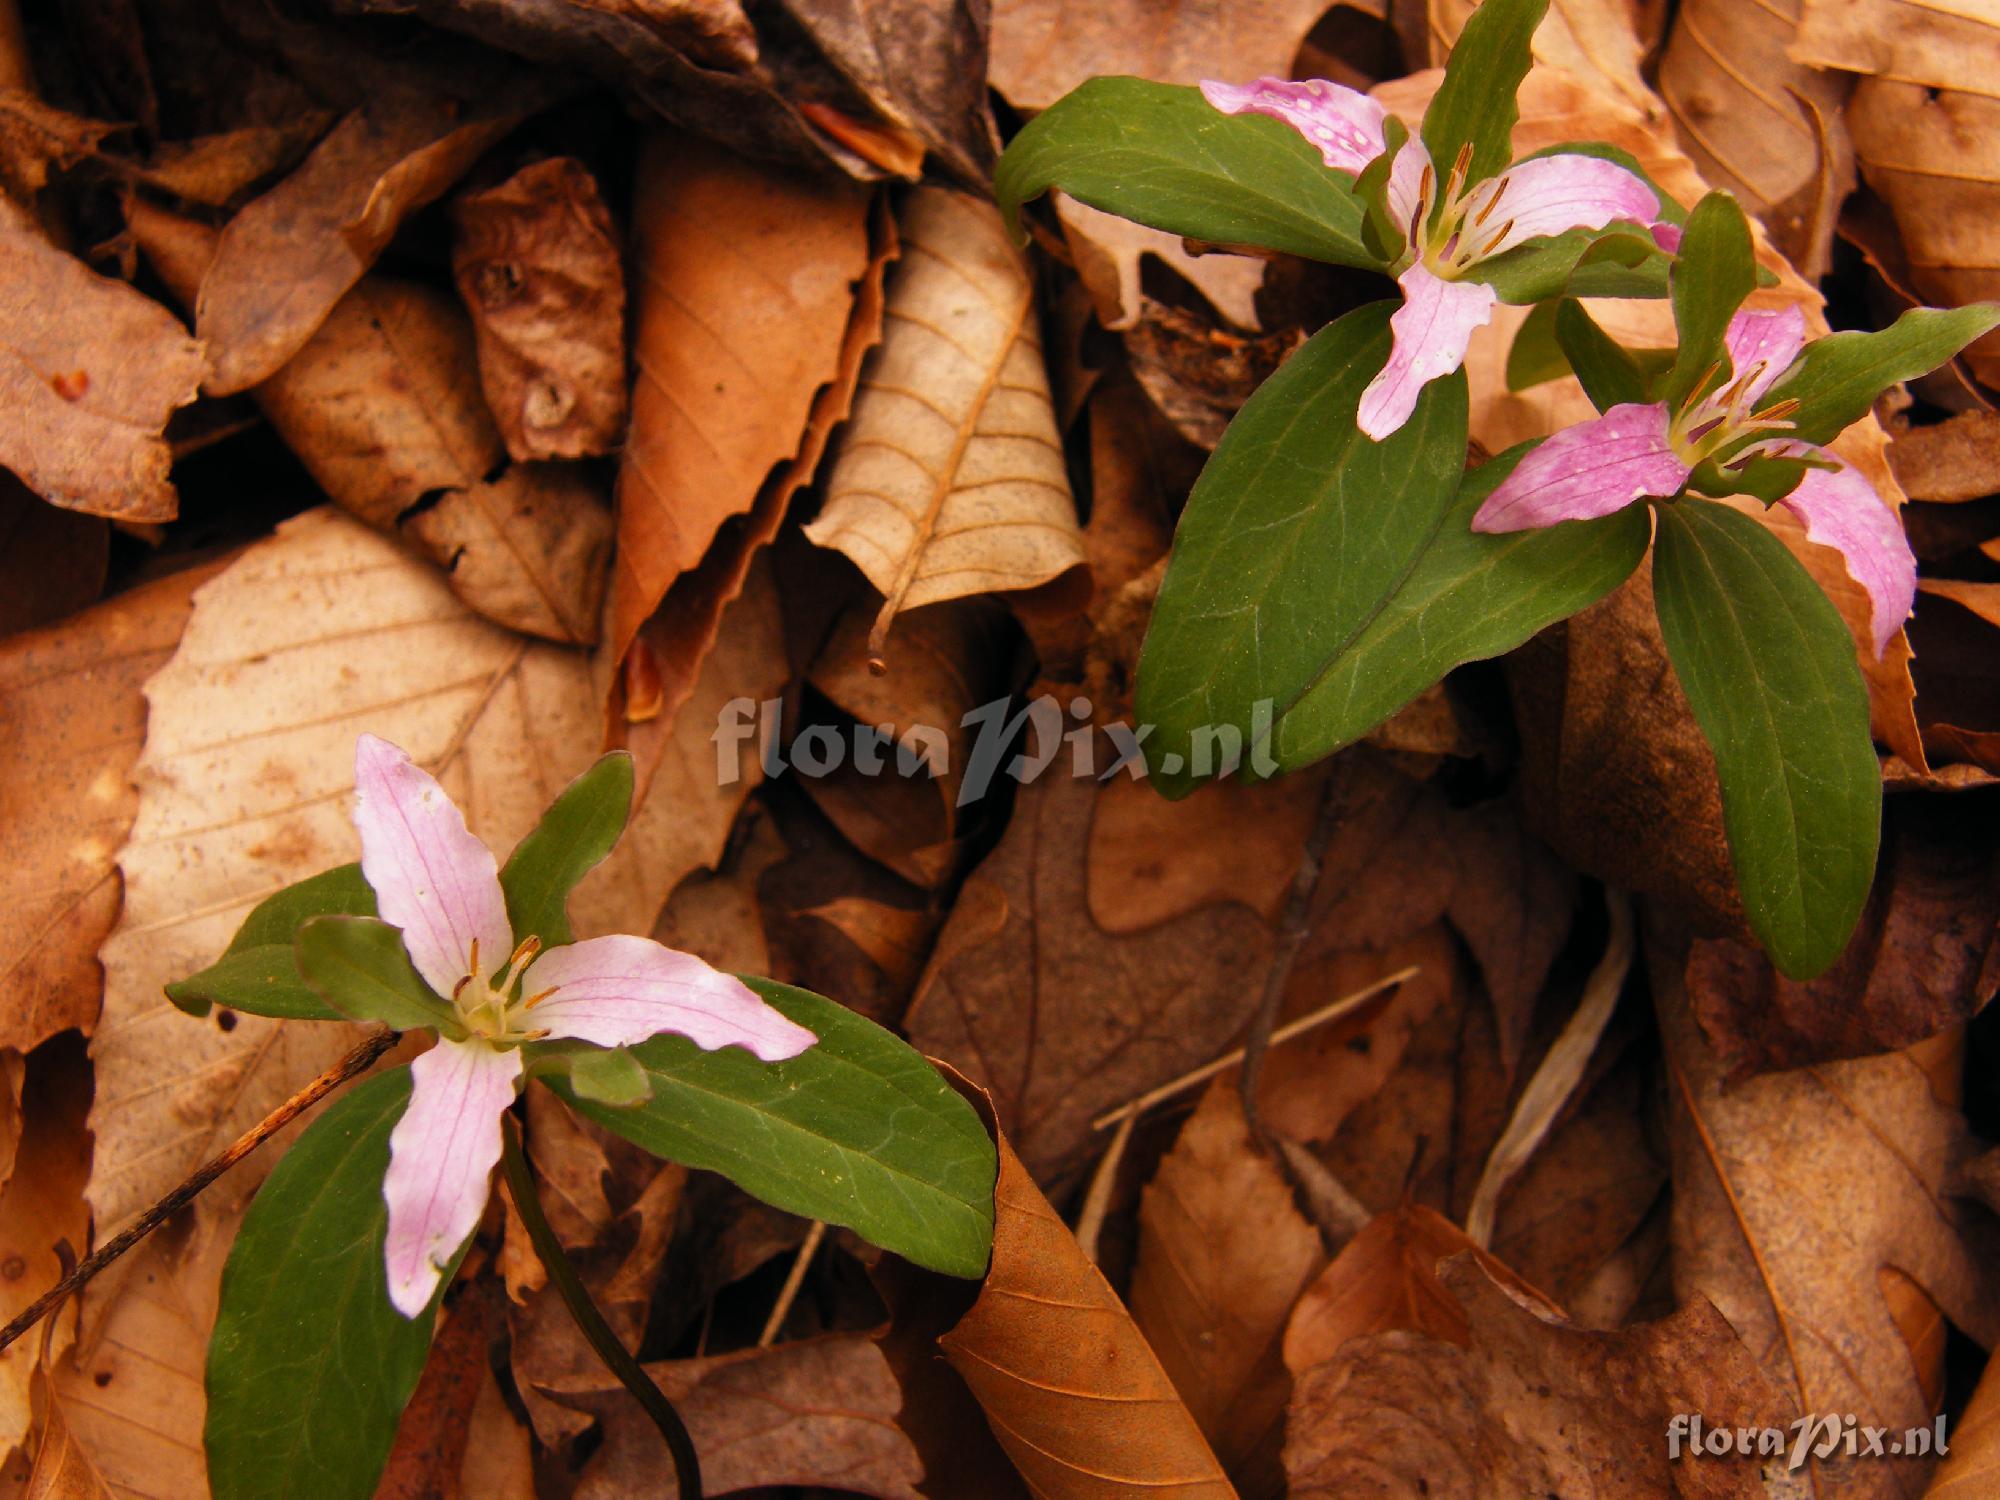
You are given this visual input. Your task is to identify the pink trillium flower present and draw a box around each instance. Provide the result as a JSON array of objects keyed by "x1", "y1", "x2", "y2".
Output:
[
  {"x1": 1202, "y1": 77, "x2": 1666, "y2": 440},
  {"x1": 1468, "y1": 305, "x2": 1918, "y2": 654},
  {"x1": 352, "y1": 734, "x2": 817, "y2": 1316}
]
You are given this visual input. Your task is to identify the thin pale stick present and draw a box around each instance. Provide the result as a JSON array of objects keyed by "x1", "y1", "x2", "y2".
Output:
[
  {"x1": 758, "y1": 1220, "x2": 827, "y2": 1348},
  {"x1": 1073, "y1": 1107, "x2": 1139, "y2": 1264},
  {"x1": 0, "y1": 1026, "x2": 398, "y2": 1355}
]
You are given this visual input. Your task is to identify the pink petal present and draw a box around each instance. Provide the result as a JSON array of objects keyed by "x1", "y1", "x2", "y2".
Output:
[
  {"x1": 1772, "y1": 447, "x2": 1917, "y2": 655},
  {"x1": 521, "y1": 935, "x2": 818, "y2": 1062},
  {"x1": 354, "y1": 733, "x2": 512, "y2": 998},
  {"x1": 1472, "y1": 403, "x2": 1688, "y2": 531},
  {"x1": 382, "y1": 1038, "x2": 521, "y2": 1317},
  {"x1": 1652, "y1": 222, "x2": 1684, "y2": 253},
  {"x1": 1723, "y1": 305, "x2": 1807, "y2": 408},
  {"x1": 1357, "y1": 264, "x2": 1498, "y2": 441},
  {"x1": 1463, "y1": 153, "x2": 1661, "y2": 260},
  {"x1": 1384, "y1": 134, "x2": 1433, "y2": 245},
  {"x1": 1199, "y1": 77, "x2": 1388, "y2": 175}
]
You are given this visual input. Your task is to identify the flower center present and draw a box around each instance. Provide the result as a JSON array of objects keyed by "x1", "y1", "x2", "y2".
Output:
[
  {"x1": 451, "y1": 935, "x2": 555, "y2": 1044},
  {"x1": 1664, "y1": 359, "x2": 1801, "y2": 469},
  {"x1": 1410, "y1": 143, "x2": 1516, "y2": 280}
]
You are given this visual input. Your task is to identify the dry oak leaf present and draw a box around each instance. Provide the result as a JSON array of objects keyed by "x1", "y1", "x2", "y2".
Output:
[
  {"x1": 988, "y1": 0, "x2": 1332, "y2": 112},
  {"x1": 1129, "y1": 1080, "x2": 1324, "y2": 1498},
  {"x1": 451, "y1": 156, "x2": 628, "y2": 462},
  {"x1": 0, "y1": 195, "x2": 202, "y2": 522},
  {"x1": 554, "y1": 1334, "x2": 923, "y2": 1500},
  {"x1": 941, "y1": 1117, "x2": 1231, "y2": 1498},
  {"x1": 131, "y1": 202, "x2": 612, "y2": 645},
  {"x1": 1284, "y1": 1254, "x2": 1786, "y2": 1500},
  {"x1": 805, "y1": 187, "x2": 1088, "y2": 665},
  {"x1": 606, "y1": 130, "x2": 872, "y2": 703},
  {"x1": 0, "y1": 561, "x2": 220, "y2": 1055},
  {"x1": 1653, "y1": 924, "x2": 2000, "y2": 1499},
  {"x1": 194, "y1": 91, "x2": 523, "y2": 393},
  {"x1": 903, "y1": 729, "x2": 1273, "y2": 1185}
]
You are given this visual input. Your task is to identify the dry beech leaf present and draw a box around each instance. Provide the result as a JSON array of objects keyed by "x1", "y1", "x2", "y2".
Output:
[
  {"x1": 0, "y1": 562, "x2": 220, "y2": 1055},
  {"x1": 375, "y1": 1282, "x2": 508, "y2": 1500},
  {"x1": 1055, "y1": 192, "x2": 1265, "y2": 333},
  {"x1": 988, "y1": 0, "x2": 1333, "y2": 112},
  {"x1": 0, "y1": 195, "x2": 202, "y2": 522},
  {"x1": 1656, "y1": 0, "x2": 1854, "y2": 273},
  {"x1": 606, "y1": 131, "x2": 871, "y2": 703},
  {"x1": 940, "y1": 1114, "x2": 1232, "y2": 1498},
  {"x1": 132, "y1": 203, "x2": 612, "y2": 645},
  {"x1": 797, "y1": 897, "x2": 936, "y2": 996},
  {"x1": 1890, "y1": 410, "x2": 2000, "y2": 505},
  {"x1": 1425, "y1": 0, "x2": 1662, "y2": 123},
  {"x1": 1284, "y1": 1254, "x2": 1785, "y2": 1499},
  {"x1": 23, "y1": 1358, "x2": 114, "y2": 1500},
  {"x1": 136, "y1": 117, "x2": 336, "y2": 210},
  {"x1": 451, "y1": 156, "x2": 628, "y2": 462},
  {"x1": 1685, "y1": 795, "x2": 2000, "y2": 1079},
  {"x1": 904, "y1": 728, "x2": 1273, "y2": 1184},
  {"x1": 455, "y1": 1365, "x2": 536, "y2": 1500},
  {"x1": 194, "y1": 92, "x2": 523, "y2": 394},
  {"x1": 1129, "y1": 1080, "x2": 1324, "y2": 1498},
  {"x1": 805, "y1": 187, "x2": 1088, "y2": 664},
  {"x1": 550, "y1": 1335, "x2": 923, "y2": 1500},
  {"x1": 1653, "y1": 924, "x2": 2000, "y2": 1497}
]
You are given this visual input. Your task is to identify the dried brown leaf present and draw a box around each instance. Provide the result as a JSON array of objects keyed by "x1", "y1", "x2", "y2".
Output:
[
  {"x1": 0, "y1": 474, "x2": 106, "y2": 635},
  {"x1": 451, "y1": 156, "x2": 628, "y2": 461},
  {"x1": 0, "y1": 197, "x2": 202, "y2": 521},
  {"x1": 1890, "y1": 411, "x2": 2000, "y2": 505},
  {"x1": 0, "y1": 89, "x2": 115, "y2": 201},
  {"x1": 1055, "y1": 192, "x2": 1265, "y2": 333},
  {"x1": 195, "y1": 93, "x2": 522, "y2": 393},
  {"x1": 1927, "y1": 1350, "x2": 2000, "y2": 1498},
  {"x1": 806, "y1": 188, "x2": 1088, "y2": 663},
  {"x1": 1129, "y1": 1081, "x2": 1324, "y2": 1497},
  {"x1": 23, "y1": 1365, "x2": 112, "y2": 1500},
  {"x1": 1424, "y1": 0, "x2": 1663, "y2": 121}
]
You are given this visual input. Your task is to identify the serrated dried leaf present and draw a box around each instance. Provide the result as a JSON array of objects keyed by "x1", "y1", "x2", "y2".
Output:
[{"x1": 806, "y1": 187, "x2": 1087, "y2": 664}]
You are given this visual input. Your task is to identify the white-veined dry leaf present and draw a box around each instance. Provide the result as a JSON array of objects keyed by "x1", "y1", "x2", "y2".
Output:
[
  {"x1": 1656, "y1": 0, "x2": 1855, "y2": 273},
  {"x1": 805, "y1": 187, "x2": 1087, "y2": 663},
  {"x1": 1795, "y1": 0, "x2": 2000, "y2": 388}
]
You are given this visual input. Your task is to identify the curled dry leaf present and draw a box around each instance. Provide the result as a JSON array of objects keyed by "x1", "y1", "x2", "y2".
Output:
[
  {"x1": 607, "y1": 131, "x2": 872, "y2": 712},
  {"x1": 904, "y1": 729, "x2": 1273, "y2": 1184},
  {"x1": 1653, "y1": 922, "x2": 2000, "y2": 1497},
  {"x1": 1656, "y1": 0, "x2": 1855, "y2": 273},
  {"x1": 1129, "y1": 1080, "x2": 1324, "y2": 1498},
  {"x1": 0, "y1": 560, "x2": 221, "y2": 1055},
  {"x1": 1685, "y1": 794, "x2": 2000, "y2": 1079},
  {"x1": 132, "y1": 203, "x2": 613, "y2": 644},
  {"x1": 1284, "y1": 1254, "x2": 1785, "y2": 1499},
  {"x1": 940, "y1": 1108, "x2": 1232, "y2": 1498},
  {"x1": 195, "y1": 92, "x2": 524, "y2": 394},
  {"x1": 23, "y1": 1352, "x2": 115, "y2": 1500},
  {"x1": 988, "y1": 0, "x2": 1332, "y2": 112},
  {"x1": 805, "y1": 187, "x2": 1088, "y2": 665},
  {"x1": 0, "y1": 196, "x2": 202, "y2": 522},
  {"x1": 451, "y1": 156, "x2": 628, "y2": 462}
]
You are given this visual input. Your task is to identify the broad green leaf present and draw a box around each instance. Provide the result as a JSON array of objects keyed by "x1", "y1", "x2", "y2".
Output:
[
  {"x1": 1260, "y1": 444, "x2": 1651, "y2": 767},
  {"x1": 167, "y1": 864, "x2": 376, "y2": 1020},
  {"x1": 1480, "y1": 223, "x2": 1658, "y2": 305},
  {"x1": 1422, "y1": 0, "x2": 1548, "y2": 186},
  {"x1": 1133, "y1": 301, "x2": 1467, "y2": 798},
  {"x1": 296, "y1": 916, "x2": 460, "y2": 1034},
  {"x1": 1507, "y1": 299, "x2": 1567, "y2": 391},
  {"x1": 1555, "y1": 299, "x2": 1651, "y2": 409},
  {"x1": 207, "y1": 1066, "x2": 457, "y2": 1500},
  {"x1": 499, "y1": 751, "x2": 634, "y2": 948},
  {"x1": 566, "y1": 1046, "x2": 651, "y2": 1106},
  {"x1": 1355, "y1": 114, "x2": 1412, "y2": 264},
  {"x1": 993, "y1": 78, "x2": 1379, "y2": 268},
  {"x1": 1765, "y1": 303, "x2": 2000, "y2": 447},
  {"x1": 1651, "y1": 499, "x2": 1880, "y2": 979},
  {"x1": 1689, "y1": 452, "x2": 1813, "y2": 503},
  {"x1": 552, "y1": 978, "x2": 996, "y2": 1278},
  {"x1": 1663, "y1": 193, "x2": 1755, "y2": 409}
]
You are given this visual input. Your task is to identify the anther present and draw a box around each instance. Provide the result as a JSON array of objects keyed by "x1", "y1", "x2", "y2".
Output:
[
  {"x1": 1477, "y1": 218, "x2": 1516, "y2": 258},
  {"x1": 521, "y1": 986, "x2": 560, "y2": 1010},
  {"x1": 453, "y1": 974, "x2": 473, "y2": 1001},
  {"x1": 1754, "y1": 396, "x2": 1800, "y2": 421},
  {"x1": 467, "y1": 937, "x2": 480, "y2": 978},
  {"x1": 1445, "y1": 141, "x2": 1473, "y2": 201},
  {"x1": 1472, "y1": 177, "x2": 1507, "y2": 226},
  {"x1": 507, "y1": 935, "x2": 542, "y2": 973},
  {"x1": 1681, "y1": 360, "x2": 1725, "y2": 410}
]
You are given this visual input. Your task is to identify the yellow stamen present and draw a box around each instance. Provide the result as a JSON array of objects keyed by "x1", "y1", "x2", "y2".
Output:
[
  {"x1": 507, "y1": 935, "x2": 542, "y2": 972},
  {"x1": 521, "y1": 986, "x2": 560, "y2": 1010},
  {"x1": 1472, "y1": 176, "x2": 1507, "y2": 226},
  {"x1": 467, "y1": 937, "x2": 480, "y2": 979}
]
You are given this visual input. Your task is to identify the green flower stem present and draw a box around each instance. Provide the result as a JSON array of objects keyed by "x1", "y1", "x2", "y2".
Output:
[{"x1": 498, "y1": 1112, "x2": 702, "y2": 1497}]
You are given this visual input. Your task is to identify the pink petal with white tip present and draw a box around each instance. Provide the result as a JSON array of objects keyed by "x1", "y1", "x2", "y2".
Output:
[
  {"x1": 1199, "y1": 77, "x2": 1388, "y2": 175},
  {"x1": 382, "y1": 1038, "x2": 521, "y2": 1318},
  {"x1": 1472, "y1": 403, "x2": 1689, "y2": 532},
  {"x1": 1723, "y1": 305, "x2": 1808, "y2": 407},
  {"x1": 1461, "y1": 153, "x2": 1661, "y2": 260},
  {"x1": 1357, "y1": 263, "x2": 1498, "y2": 441},
  {"x1": 521, "y1": 935, "x2": 818, "y2": 1062},
  {"x1": 1771, "y1": 447, "x2": 1917, "y2": 656},
  {"x1": 354, "y1": 734, "x2": 512, "y2": 998}
]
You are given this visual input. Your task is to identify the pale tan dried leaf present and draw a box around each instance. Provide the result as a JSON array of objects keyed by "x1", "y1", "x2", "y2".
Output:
[
  {"x1": 451, "y1": 156, "x2": 628, "y2": 462},
  {"x1": 1055, "y1": 192, "x2": 1264, "y2": 332},
  {"x1": 0, "y1": 196, "x2": 202, "y2": 522},
  {"x1": 23, "y1": 1366, "x2": 112, "y2": 1500},
  {"x1": 1926, "y1": 1349, "x2": 2000, "y2": 1498},
  {"x1": 1657, "y1": 0, "x2": 1855, "y2": 270},
  {"x1": 1654, "y1": 924, "x2": 2000, "y2": 1498},
  {"x1": 132, "y1": 203, "x2": 613, "y2": 644},
  {"x1": 195, "y1": 94, "x2": 521, "y2": 393},
  {"x1": 1890, "y1": 410, "x2": 2000, "y2": 503},
  {"x1": 806, "y1": 187, "x2": 1087, "y2": 662},
  {"x1": 1129, "y1": 1081, "x2": 1324, "y2": 1497},
  {"x1": 1427, "y1": 0, "x2": 1661, "y2": 121}
]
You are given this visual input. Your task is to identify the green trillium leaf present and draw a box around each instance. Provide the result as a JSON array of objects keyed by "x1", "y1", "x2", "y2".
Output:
[
  {"x1": 498, "y1": 750, "x2": 635, "y2": 948},
  {"x1": 1663, "y1": 192, "x2": 1756, "y2": 409},
  {"x1": 1765, "y1": 302, "x2": 2000, "y2": 448},
  {"x1": 565, "y1": 1045, "x2": 652, "y2": 1106},
  {"x1": 1422, "y1": 0, "x2": 1548, "y2": 187},
  {"x1": 166, "y1": 863, "x2": 376, "y2": 1021},
  {"x1": 295, "y1": 915, "x2": 460, "y2": 1035}
]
